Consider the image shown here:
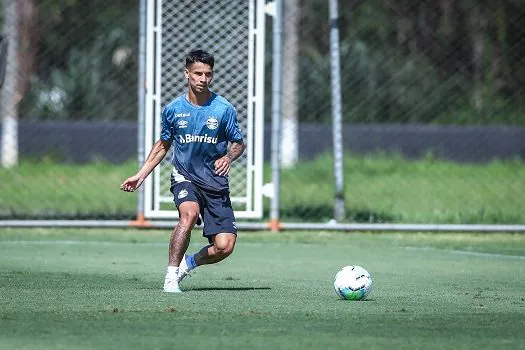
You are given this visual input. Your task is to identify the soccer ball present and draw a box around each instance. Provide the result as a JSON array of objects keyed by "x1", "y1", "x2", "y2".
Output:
[{"x1": 333, "y1": 265, "x2": 372, "y2": 301}]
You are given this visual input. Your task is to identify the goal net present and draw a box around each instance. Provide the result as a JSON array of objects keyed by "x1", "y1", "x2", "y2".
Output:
[{"x1": 143, "y1": 0, "x2": 266, "y2": 219}]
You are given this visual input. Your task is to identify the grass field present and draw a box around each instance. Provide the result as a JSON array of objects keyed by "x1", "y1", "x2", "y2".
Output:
[
  {"x1": 1, "y1": 228, "x2": 525, "y2": 349},
  {"x1": 1, "y1": 154, "x2": 525, "y2": 223}
]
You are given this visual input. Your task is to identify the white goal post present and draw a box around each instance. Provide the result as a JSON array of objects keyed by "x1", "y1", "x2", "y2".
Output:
[{"x1": 142, "y1": 0, "x2": 266, "y2": 219}]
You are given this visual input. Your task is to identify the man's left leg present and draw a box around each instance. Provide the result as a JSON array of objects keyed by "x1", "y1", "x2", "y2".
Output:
[
  {"x1": 178, "y1": 233, "x2": 236, "y2": 283},
  {"x1": 178, "y1": 189, "x2": 237, "y2": 283},
  {"x1": 196, "y1": 233, "x2": 237, "y2": 264}
]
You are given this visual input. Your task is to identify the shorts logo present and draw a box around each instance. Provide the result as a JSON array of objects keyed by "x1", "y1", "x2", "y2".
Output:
[
  {"x1": 206, "y1": 117, "x2": 219, "y2": 130},
  {"x1": 177, "y1": 120, "x2": 188, "y2": 128},
  {"x1": 232, "y1": 221, "x2": 237, "y2": 229},
  {"x1": 178, "y1": 189, "x2": 188, "y2": 199}
]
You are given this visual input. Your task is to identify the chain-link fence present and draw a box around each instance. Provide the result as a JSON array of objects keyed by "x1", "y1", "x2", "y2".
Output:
[
  {"x1": 271, "y1": 0, "x2": 525, "y2": 225},
  {"x1": 1, "y1": 0, "x2": 139, "y2": 220},
  {"x1": 1, "y1": 0, "x2": 524, "y2": 227}
]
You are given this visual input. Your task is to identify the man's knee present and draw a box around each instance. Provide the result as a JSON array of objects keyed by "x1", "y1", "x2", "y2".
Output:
[
  {"x1": 179, "y1": 212, "x2": 199, "y2": 227},
  {"x1": 178, "y1": 202, "x2": 200, "y2": 226},
  {"x1": 214, "y1": 234, "x2": 236, "y2": 257}
]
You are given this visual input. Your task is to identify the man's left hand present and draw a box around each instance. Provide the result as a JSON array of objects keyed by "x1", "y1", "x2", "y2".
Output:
[{"x1": 214, "y1": 156, "x2": 232, "y2": 176}]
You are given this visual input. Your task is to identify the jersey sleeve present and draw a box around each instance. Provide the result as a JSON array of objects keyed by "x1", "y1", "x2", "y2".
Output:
[
  {"x1": 224, "y1": 106, "x2": 243, "y2": 142},
  {"x1": 160, "y1": 107, "x2": 174, "y2": 142}
]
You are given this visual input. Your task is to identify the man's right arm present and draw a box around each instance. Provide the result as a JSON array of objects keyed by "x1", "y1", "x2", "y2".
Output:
[
  {"x1": 137, "y1": 139, "x2": 172, "y2": 179},
  {"x1": 120, "y1": 139, "x2": 172, "y2": 192}
]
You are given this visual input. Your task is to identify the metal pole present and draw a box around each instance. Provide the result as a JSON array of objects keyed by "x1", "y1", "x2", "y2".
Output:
[
  {"x1": 3, "y1": 220, "x2": 525, "y2": 233},
  {"x1": 329, "y1": 0, "x2": 345, "y2": 222},
  {"x1": 270, "y1": 0, "x2": 283, "y2": 231},
  {"x1": 136, "y1": 0, "x2": 147, "y2": 221}
]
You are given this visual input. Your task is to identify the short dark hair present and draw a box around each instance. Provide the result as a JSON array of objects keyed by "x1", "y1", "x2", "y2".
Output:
[{"x1": 185, "y1": 49, "x2": 214, "y2": 69}]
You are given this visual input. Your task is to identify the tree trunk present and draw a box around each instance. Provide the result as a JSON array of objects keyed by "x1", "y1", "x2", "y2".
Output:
[
  {"x1": 16, "y1": 0, "x2": 38, "y2": 103},
  {"x1": 471, "y1": 4, "x2": 487, "y2": 114},
  {"x1": 1, "y1": 0, "x2": 19, "y2": 167}
]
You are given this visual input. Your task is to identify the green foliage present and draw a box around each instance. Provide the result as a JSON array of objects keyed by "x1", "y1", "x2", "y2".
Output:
[
  {"x1": 294, "y1": 0, "x2": 525, "y2": 125},
  {"x1": 18, "y1": 1, "x2": 138, "y2": 120},
  {"x1": 22, "y1": 29, "x2": 135, "y2": 120},
  {"x1": 11, "y1": 0, "x2": 525, "y2": 124}
]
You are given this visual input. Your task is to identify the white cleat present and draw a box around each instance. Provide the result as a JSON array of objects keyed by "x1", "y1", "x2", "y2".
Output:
[
  {"x1": 163, "y1": 276, "x2": 182, "y2": 293},
  {"x1": 177, "y1": 255, "x2": 192, "y2": 283}
]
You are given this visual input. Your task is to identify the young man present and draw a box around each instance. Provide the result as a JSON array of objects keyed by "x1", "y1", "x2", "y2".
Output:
[{"x1": 120, "y1": 49, "x2": 245, "y2": 293}]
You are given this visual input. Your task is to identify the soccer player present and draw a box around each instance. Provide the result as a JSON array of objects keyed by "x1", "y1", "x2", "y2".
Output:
[{"x1": 120, "y1": 49, "x2": 245, "y2": 293}]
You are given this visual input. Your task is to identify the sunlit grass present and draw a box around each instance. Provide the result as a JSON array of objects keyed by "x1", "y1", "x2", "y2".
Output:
[{"x1": 1, "y1": 229, "x2": 525, "y2": 350}]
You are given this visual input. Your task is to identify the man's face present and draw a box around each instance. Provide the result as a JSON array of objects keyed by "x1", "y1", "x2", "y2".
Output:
[{"x1": 185, "y1": 62, "x2": 213, "y2": 93}]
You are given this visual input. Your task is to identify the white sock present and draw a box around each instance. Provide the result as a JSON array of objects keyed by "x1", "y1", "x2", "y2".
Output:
[{"x1": 166, "y1": 266, "x2": 179, "y2": 276}]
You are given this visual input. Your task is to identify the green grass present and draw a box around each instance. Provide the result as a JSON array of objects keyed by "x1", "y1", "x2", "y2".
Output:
[
  {"x1": 275, "y1": 153, "x2": 525, "y2": 223},
  {"x1": 1, "y1": 228, "x2": 525, "y2": 349},
  {"x1": 1, "y1": 154, "x2": 525, "y2": 223},
  {"x1": 0, "y1": 158, "x2": 137, "y2": 219}
]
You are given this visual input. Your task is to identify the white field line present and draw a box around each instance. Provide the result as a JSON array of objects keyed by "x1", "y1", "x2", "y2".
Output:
[
  {"x1": 404, "y1": 246, "x2": 525, "y2": 260},
  {"x1": 2, "y1": 240, "x2": 525, "y2": 260}
]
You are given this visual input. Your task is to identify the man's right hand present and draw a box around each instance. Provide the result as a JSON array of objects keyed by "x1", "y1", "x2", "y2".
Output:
[{"x1": 120, "y1": 174, "x2": 144, "y2": 192}]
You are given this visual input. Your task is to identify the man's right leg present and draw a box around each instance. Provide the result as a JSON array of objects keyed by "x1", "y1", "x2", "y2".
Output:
[{"x1": 163, "y1": 201, "x2": 200, "y2": 293}]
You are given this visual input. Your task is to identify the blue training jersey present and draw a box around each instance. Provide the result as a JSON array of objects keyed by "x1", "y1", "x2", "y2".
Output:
[{"x1": 160, "y1": 92, "x2": 243, "y2": 193}]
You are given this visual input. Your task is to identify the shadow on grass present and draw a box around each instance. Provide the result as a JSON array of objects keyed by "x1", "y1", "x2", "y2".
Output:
[{"x1": 338, "y1": 298, "x2": 375, "y2": 302}]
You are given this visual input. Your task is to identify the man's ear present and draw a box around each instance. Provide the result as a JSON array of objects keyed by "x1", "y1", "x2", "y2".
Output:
[{"x1": 184, "y1": 68, "x2": 189, "y2": 79}]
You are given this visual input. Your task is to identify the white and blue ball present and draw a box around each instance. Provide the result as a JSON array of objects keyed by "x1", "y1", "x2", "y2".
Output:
[{"x1": 333, "y1": 265, "x2": 372, "y2": 301}]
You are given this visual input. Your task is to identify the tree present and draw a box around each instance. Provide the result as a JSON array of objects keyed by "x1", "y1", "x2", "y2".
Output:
[{"x1": 1, "y1": 0, "x2": 19, "y2": 167}]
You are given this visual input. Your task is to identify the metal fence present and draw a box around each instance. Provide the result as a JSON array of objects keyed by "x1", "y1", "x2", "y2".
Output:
[{"x1": 1, "y1": 0, "x2": 525, "y2": 230}]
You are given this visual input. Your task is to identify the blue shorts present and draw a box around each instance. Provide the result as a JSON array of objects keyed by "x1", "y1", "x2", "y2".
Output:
[{"x1": 170, "y1": 178, "x2": 237, "y2": 243}]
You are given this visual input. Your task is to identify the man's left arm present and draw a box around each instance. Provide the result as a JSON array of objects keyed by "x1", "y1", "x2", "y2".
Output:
[
  {"x1": 215, "y1": 140, "x2": 245, "y2": 176},
  {"x1": 226, "y1": 140, "x2": 245, "y2": 162}
]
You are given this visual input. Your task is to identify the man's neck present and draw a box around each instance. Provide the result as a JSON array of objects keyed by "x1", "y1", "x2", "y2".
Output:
[{"x1": 187, "y1": 89, "x2": 212, "y2": 106}]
